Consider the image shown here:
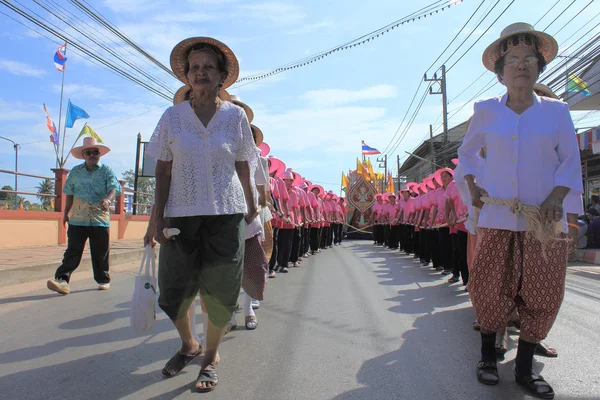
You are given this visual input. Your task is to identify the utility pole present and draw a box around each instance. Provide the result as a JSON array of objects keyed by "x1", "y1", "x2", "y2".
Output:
[
  {"x1": 0, "y1": 136, "x2": 19, "y2": 194},
  {"x1": 397, "y1": 155, "x2": 400, "y2": 185},
  {"x1": 378, "y1": 155, "x2": 387, "y2": 192},
  {"x1": 424, "y1": 64, "x2": 449, "y2": 143},
  {"x1": 429, "y1": 125, "x2": 436, "y2": 174}
]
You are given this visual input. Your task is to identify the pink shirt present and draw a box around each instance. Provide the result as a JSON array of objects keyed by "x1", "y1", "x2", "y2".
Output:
[
  {"x1": 434, "y1": 187, "x2": 447, "y2": 226},
  {"x1": 373, "y1": 202, "x2": 385, "y2": 223},
  {"x1": 281, "y1": 188, "x2": 298, "y2": 229}
]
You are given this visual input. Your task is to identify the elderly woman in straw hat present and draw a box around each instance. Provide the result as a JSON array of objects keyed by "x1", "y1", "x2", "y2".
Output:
[
  {"x1": 458, "y1": 23, "x2": 582, "y2": 397},
  {"x1": 143, "y1": 37, "x2": 258, "y2": 392}
]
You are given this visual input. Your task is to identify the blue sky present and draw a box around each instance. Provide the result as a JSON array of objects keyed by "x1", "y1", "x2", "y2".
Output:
[{"x1": 1, "y1": 0, "x2": 599, "y2": 199}]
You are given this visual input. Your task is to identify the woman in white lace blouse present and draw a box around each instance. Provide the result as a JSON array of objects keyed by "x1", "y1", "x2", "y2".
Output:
[{"x1": 143, "y1": 37, "x2": 258, "y2": 393}]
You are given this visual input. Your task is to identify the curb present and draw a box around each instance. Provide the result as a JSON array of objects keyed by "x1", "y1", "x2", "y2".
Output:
[{"x1": 0, "y1": 248, "x2": 146, "y2": 287}]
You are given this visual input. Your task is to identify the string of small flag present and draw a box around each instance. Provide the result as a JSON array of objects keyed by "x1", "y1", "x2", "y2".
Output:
[{"x1": 234, "y1": 0, "x2": 464, "y2": 84}]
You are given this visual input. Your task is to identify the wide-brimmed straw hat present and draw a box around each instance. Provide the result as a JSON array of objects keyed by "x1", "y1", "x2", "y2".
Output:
[
  {"x1": 258, "y1": 142, "x2": 270, "y2": 157},
  {"x1": 170, "y1": 37, "x2": 240, "y2": 89},
  {"x1": 230, "y1": 95, "x2": 254, "y2": 123},
  {"x1": 533, "y1": 83, "x2": 559, "y2": 99},
  {"x1": 71, "y1": 137, "x2": 110, "y2": 160},
  {"x1": 268, "y1": 156, "x2": 286, "y2": 177},
  {"x1": 173, "y1": 85, "x2": 231, "y2": 105},
  {"x1": 482, "y1": 23, "x2": 558, "y2": 72},
  {"x1": 251, "y1": 124, "x2": 263, "y2": 146}
]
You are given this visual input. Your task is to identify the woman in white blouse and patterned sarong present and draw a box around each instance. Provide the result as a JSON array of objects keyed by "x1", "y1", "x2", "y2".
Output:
[
  {"x1": 458, "y1": 23, "x2": 582, "y2": 398},
  {"x1": 144, "y1": 37, "x2": 258, "y2": 393}
]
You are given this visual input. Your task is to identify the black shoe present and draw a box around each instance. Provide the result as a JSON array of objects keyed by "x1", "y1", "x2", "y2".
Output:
[
  {"x1": 514, "y1": 369, "x2": 555, "y2": 399},
  {"x1": 477, "y1": 361, "x2": 499, "y2": 385},
  {"x1": 441, "y1": 269, "x2": 452, "y2": 275},
  {"x1": 279, "y1": 267, "x2": 289, "y2": 273}
]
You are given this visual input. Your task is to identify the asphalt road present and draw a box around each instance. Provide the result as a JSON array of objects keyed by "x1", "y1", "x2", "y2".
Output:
[{"x1": 0, "y1": 241, "x2": 598, "y2": 400}]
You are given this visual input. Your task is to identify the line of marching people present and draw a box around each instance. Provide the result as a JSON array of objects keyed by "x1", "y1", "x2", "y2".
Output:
[{"x1": 372, "y1": 162, "x2": 469, "y2": 288}]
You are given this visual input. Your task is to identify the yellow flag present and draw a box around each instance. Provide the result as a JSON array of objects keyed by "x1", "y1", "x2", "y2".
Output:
[
  {"x1": 387, "y1": 171, "x2": 394, "y2": 193},
  {"x1": 341, "y1": 172, "x2": 349, "y2": 188},
  {"x1": 77, "y1": 124, "x2": 104, "y2": 143},
  {"x1": 357, "y1": 159, "x2": 366, "y2": 178}
]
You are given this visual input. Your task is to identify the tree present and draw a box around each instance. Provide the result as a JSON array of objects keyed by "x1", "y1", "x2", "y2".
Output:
[
  {"x1": 0, "y1": 185, "x2": 15, "y2": 202},
  {"x1": 122, "y1": 169, "x2": 155, "y2": 215},
  {"x1": 36, "y1": 179, "x2": 55, "y2": 209}
]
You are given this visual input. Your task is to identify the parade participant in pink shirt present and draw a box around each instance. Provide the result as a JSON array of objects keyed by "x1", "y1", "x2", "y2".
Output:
[
  {"x1": 423, "y1": 177, "x2": 442, "y2": 270},
  {"x1": 308, "y1": 184, "x2": 325, "y2": 254},
  {"x1": 334, "y1": 197, "x2": 347, "y2": 245},
  {"x1": 409, "y1": 185, "x2": 423, "y2": 261},
  {"x1": 299, "y1": 182, "x2": 314, "y2": 258},
  {"x1": 372, "y1": 194, "x2": 385, "y2": 245},
  {"x1": 431, "y1": 168, "x2": 454, "y2": 276},
  {"x1": 267, "y1": 156, "x2": 287, "y2": 278},
  {"x1": 444, "y1": 163, "x2": 469, "y2": 287},
  {"x1": 321, "y1": 191, "x2": 335, "y2": 249},
  {"x1": 418, "y1": 181, "x2": 434, "y2": 267},
  {"x1": 398, "y1": 186, "x2": 413, "y2": 254},
  {"x1": 385, "y1": 193, "x2": 400, "y2": 250},
  {"x1": 276, "y1": 171, "x2": 299, "y2": 273}
]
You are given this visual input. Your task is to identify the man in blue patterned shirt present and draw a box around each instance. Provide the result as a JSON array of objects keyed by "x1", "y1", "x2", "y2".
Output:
[{"x1": 47, "y1": 137, "x2": 122, "y2": 295}]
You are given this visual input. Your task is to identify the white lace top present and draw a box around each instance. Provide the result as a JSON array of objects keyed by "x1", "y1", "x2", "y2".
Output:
[{"x1": 147, "y1": 101, "x2": 257, "y2": 217}]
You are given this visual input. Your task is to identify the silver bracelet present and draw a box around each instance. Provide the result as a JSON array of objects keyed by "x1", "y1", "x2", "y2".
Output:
[{"x1": 543, "y1": 199, "x2": 563, "y2": 207}]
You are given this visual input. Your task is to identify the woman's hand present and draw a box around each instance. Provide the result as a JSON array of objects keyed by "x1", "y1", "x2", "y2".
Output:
[
  {"x1": 468, "y1": 184, "x2": 488, "y2": 209},
  {"x1": 245, "y1": 206, "x2": 259, "y2": 224},
  {"x1": 540, "y1": 197, "x2": 564, "y2": 224}
]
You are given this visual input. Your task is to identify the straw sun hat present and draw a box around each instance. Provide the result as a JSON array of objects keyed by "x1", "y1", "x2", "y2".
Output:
[
  {"x1": 71, "y1": 137, "x2": 110, "y2": 160},
  {"x1": 482, "y1": 22, "x2": 558, "y2": 72},
  {"x1": 170, "y1": 37, "x2": 240, "y2": 89}
]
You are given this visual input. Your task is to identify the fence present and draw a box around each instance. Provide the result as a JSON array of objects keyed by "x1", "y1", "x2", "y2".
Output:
[{"x1": 0, "y1": 168, "x2": 151, "y2": 248}]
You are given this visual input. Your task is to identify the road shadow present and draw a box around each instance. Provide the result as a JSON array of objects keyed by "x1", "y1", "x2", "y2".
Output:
[{"x1": 330, "y1": 308, "x2": 580, "y2": 400}]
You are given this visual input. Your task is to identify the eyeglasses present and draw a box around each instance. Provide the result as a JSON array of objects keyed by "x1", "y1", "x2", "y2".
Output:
[
  {"x1": 504, "y1": 56, "x2": 538, "y2": 67},
  {"x1": 83, "y1": 149, "x2": 100, "y2": 156}
]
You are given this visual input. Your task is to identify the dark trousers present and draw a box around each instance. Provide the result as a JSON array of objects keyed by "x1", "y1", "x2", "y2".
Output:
[
  {"x1": 277, "y1": 228, "x2": 294, "y2": 268},
  {"x1": 413, "y1": 230, "x2": 420, "y2": 259},
  {"x1": 403, "y1": 225, "x2": 414, "y2": 254},
  {"x1": 302, "y1": 227, "x2": 310, "y2": 254},
  {"x1": 374, "y1": 225, "x2": 384, "y2": 245},
  {"x1": 438, "y1": 227, "x2": 454, "y2": 271},
  {"x1": 269, "y1": 227, "x2": 279, "y2": 272},
  {"x1": 388, "y1": 225, "x2": 399, "y2": 249},
  {"x1": 55, "y1": 225, "x2": 110, "y2": 284},
  {"x1": 321, "y1": 226, "x2": 330, "y2": 248},
  {"x1": 420, "y1": 229, "x2": 431, "y2": 263},
  {"x1": 327, "y1": 225, "x2": 334, "y2": 247},
  {"x1": 398, "y1": 224, "x2": 405, "y2": 251},
  {"x1": 384, "y1": 225, "x2": 390, "y2": 246},
  {"x1": 290, "y1": 228, "x2": 301, "y2": 263},
  {"x1": 430, "y1": 228, "x2": 441, "y2": 268},
  {"x1": 453, "y1": 230, "x2": 469, "y2": 284},
  {"x1": 334, "y1": 224, "x2": 343, "y2": 244},
  {"x1": 310, "y1": 227, "x2": 320, "y2": 252}
]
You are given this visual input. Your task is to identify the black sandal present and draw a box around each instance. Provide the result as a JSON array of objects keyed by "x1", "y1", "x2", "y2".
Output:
[
  {"x1": 195, "y1": 364, "x2": 218, "y2": 392},
  {"x1": 515, "y1": 370, "x2": 555, "y2": 399},
  {"x1": 162, "y1": 347, "x2": 203, "y2": 377},
  {"x1": 477, "y1": 361, "x2": 499, "y2": 385}
]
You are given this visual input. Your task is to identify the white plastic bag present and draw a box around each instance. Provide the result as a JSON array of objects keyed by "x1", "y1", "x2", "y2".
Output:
[{"x1": 130, "y1": 245, "x2": 157, "y2": 333}]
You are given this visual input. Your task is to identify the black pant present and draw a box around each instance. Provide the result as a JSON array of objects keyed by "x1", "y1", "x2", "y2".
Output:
[
  {"x1": 277, "y1": 228, "x2": 294, "y2": 268},
  {"x1": 383, "y1": 225, "x2": 390, "y2": 246},
  {"x1": 302, "y1": 227, "x2": 310, "y2": 254},
  {"x1": 403, "y1": 225, "x2": 414, "y2": 254},
  {"x1": 269, "y1": 227, "x2": 279, "y2": 272},
  {"x1": 388, "y1": 225, "x2": 399, "y2": 249},
  {"x1": 334, "y1": 224, "x2": 343, "y2": 244},
  {"x1": 420, "y1": 229, "x2": 431, "y2": 263},
  {"x1": 55, "y1": 225, "x2": 110, "y2": 284},
  {"x1": 453, "y1": 230, "x2": 469, "y2": 285},
  {"x1": 310, "y1": 227, "x2": 320, "y2": 252},
  {"x1": 327, "y1": 225, "x2": 334, "y2": 247},
  {"x1": 413, "y1": 230, "x2": 420, "y2": 259},
  {"x1": 438, "y1": 227, "x2": 454, "y2": 271},
  {"x1": 290, "y1": 228, "x2": 301, "y2": 263},
  {"x1": 430, "y1": 228, "x2": 441, "y2": 268},
  {"x1": 374, "y1": 225, "x2": 384, "y2": 245}
]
